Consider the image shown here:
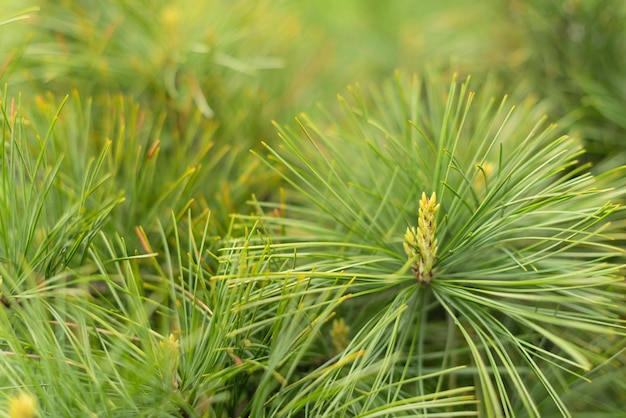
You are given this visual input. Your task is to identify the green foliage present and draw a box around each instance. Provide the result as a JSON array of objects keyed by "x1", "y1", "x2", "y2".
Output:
[
  {"x1": 252, "y1": 73, "x2": 626, "y2": 416},
  {"x1": 497, "y1": 0, "x2": 626, "y2": 159},
  {"x1": 32, "y1": 92, "x2": 221, "y2": 248},
  {"x1": 0, "y1": 92, "x2": 122, "y2": 284},
  {"x1": 0, "y1": 1, "x2": 625, "y2": 417}
]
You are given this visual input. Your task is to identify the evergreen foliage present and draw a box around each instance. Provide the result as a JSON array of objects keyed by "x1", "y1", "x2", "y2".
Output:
[{"x1": 0, "y1": 2, "x2": 625, "y2": 417}]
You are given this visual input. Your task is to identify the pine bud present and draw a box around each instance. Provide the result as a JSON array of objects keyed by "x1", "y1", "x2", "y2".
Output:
[
  {"x1": 8, "y1": 391, "x2": 37, "y2": 418},
  {"x1": 404, "y1": 192, "x2": 440, "y2": 284},
  {"x1": 330, "y1": 318, "x2": 350, "y2": 354}
]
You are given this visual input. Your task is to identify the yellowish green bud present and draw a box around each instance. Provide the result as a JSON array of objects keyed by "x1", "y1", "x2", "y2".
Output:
[
  {"x1": 404, "y1": 192, "x2": 440, "y2": 284},
  {"x1": 158, "y1": 333, "x2": 180, "y2": 389},
  {"x1": 8, "y1": 392, "x2": 37, "y2": 418},
  {"x1": 330, "y1": 318, "x2": 350, "y2": 354}
]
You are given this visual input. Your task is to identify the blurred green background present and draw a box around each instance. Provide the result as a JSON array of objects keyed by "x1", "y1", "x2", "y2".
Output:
[{"x1": 1, "y1": 0, "x2": 625, "y2": 253}]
